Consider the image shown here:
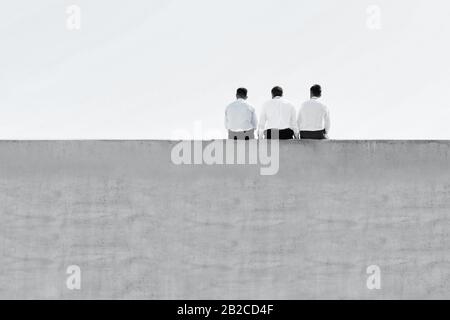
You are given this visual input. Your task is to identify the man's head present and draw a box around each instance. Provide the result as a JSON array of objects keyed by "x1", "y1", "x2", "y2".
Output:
[
  {"x1": 271, "y1": 86, "x2": 283, "y2": 98},
  {"x1": 310, "y1": 84, "x2": 322, "y2": 98},
  {"x1": 236, "y1": 88, "x2": 248, "y2": 100}
]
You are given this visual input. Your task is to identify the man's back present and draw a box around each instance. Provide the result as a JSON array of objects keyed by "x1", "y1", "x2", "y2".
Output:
[
  {"x1": 259, "y1": 97, "x2": 297, "y2": 131},
  {"x1": 225, "y1": 99, "x2": 257, "y2": 132},
  {"x1": 298, "y1": 98, "x2": 330, "y2": 132}
]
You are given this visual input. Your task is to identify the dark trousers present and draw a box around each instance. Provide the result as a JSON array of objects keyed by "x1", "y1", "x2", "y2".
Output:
[
  {"x1": 228, "y1": 129, "x2": 255, "y2": 140},
  {"x1": 300, "y1": 130, "x2": 327, "y2": 140},
  {"x1": 265, "y1": 128, "x2": 295, "y2": 140}
]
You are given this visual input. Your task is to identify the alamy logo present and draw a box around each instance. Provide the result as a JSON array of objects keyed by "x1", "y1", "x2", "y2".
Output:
[
  {"x1": 366, "y1": 5, "x2": 382, "y2": 30},
  {"x1": 171, "y1": 140, "x2": 279, "y2": 176},
  {"x1": 170, "y1": 121, "x2": 280, "y2": 176},
  {"x1": 366, "y1": 265, "x2": 381, "y2": 290},
  {"x1": 66, "y1": 5, "x2": 81, "y2": 31},
  {"x1": 66, "y1": 265, "x2": 81, "y2": 290}
]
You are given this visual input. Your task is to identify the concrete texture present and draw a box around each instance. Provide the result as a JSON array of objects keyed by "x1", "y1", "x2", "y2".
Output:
[{"x1": 0, "y1": 140, "x2": 449, "y2": 300}]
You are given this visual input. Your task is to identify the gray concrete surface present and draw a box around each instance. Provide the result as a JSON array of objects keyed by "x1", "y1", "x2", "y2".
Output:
[{"x1": 0, "y1": 140, "x2": 449, "y2": 299}]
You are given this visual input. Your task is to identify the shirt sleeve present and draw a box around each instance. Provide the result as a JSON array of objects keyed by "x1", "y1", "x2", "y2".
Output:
[
  {"x1": 297, "y1": 106, "x2": 302, "y2": 132},
  {"x1": 290, "y1": 105, "x2": 299, "y2": 133},
  {"x1": 324, "y1": 107, "x2": 331, "y2": 134},
  {"x1": 224, "y1": 106, "x2": 229, "y2": 130},
  {"x1": 251, "y1": 107, "x2": 258, "y2": 129},
  {"x1": 258, "y1": 105, "x2": 267, "y2": 135}
]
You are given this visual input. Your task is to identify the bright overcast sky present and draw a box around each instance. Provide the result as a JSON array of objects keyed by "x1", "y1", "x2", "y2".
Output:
[{"x1": 1, "y1": 0, "x2": 450, "y2": 140}]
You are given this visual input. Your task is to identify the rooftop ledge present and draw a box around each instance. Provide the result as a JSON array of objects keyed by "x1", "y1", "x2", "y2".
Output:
[
  {"x1": 0, "y1": 139, "x2": 449, "y2": 142},
  {"x1": 0, "y1": 139, "x2": 450, "y2": 299}
]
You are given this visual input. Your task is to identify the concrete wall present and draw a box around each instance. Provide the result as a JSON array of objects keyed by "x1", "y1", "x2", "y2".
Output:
[{"x1": 0, "y1": 140, "x2": 449, "y2": 300}]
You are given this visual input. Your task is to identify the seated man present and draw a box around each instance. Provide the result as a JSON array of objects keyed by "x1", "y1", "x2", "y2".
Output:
[
  {"x1": 298, "y1": 85, "x2": 331, "y2": 140},
  {"x1": 225, "y1": 88, "x2": 257, "y2": 140},
  {"x1": 258, "y1": 86, "x2": 298, "y2": 140}
]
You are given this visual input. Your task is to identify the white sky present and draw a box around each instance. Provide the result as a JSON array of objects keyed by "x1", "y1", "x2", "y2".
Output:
[{"x1": 1, "y1": 0, "x2": 450, "y2": 140}]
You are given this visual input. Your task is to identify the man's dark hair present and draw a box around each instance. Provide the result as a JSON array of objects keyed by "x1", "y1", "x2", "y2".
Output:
[
  {"x1": 271, "y1": 86, "x2": 283, "y2": 98},
  {"x1": 310, "y1": 84, "x2": 322, "y2": 98},
  {"x1": 236, "y1": 88, "x2": 248, "y2": 99}
]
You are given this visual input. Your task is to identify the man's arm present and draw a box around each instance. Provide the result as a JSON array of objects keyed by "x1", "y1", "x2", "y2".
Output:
[
  {"x1": 258, "y1": 106, "x2": 267, "y2": 139},
  {"x1": 251, "y1": 106, "x2": 258, "y2": 130},
  {"x1": 224, "y1": 106, "x2": 229, "y2": 131},
  {"x1": 290, "y1": 105, "x2": 299, "y2": 139},
  {"x1": 297, "y1": 107, "x2": 302, "y2": 139},
  {"x1": 324, "y1": 107, "x2": 331, "y2": 136}
]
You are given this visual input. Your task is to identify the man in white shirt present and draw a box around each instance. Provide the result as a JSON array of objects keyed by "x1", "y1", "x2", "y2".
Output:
[
  {"x1": 225, "y1": 88, "x2": 258, "y2": 140},
  {"x1": 297, "y1": 84, "x2": 330, "y2": 140},
  {"x1": 258, "y1": 86, "x2": 298, "y2": 140}
]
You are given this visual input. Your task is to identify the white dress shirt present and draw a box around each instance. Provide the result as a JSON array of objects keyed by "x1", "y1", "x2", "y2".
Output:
[
  {"x1": 297, "y1": 97, "x2": 331, "y2": 133},
  {"x1": 258, "y1": 97, "x2": 298, "y2": 136},
  {"x1": 225, "y1": 98, "x2": 258, "y2": 131}
]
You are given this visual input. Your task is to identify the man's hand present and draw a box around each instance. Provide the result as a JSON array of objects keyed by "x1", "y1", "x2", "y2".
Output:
[{"x1": 258, "y1": 130, "x2": 264, "y2": 140}]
